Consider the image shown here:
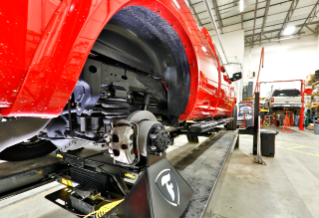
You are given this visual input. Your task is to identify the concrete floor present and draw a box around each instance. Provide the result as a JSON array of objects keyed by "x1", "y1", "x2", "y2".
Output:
[
  {"x1": 214, "y1": 126, "x2": 319, "y2": 218},
  {"x1": 0, "y1": 127, "x2": 318, "y2": 218}
]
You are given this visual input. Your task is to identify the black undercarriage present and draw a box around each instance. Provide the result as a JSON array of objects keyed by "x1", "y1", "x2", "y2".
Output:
[{"x1": 45, "y1": 6, "x2": 193, "y2": 164}]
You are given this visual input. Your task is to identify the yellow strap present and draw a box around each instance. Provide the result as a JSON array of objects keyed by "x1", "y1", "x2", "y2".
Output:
[{"x1": 83, "y1": 199, "x2": 124, "y2": 218}]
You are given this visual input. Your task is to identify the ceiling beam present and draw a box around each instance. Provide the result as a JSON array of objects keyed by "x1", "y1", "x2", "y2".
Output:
[
  {"x1": 251, "y1": 0, "x2": 258, "y2": 47},
  {"x1": 245, "y1": 20, "x2": 319, "y2": 38},
  {"x1": 262, "y1": 34, "x2": 272, "y2": 42},
  {"x1": 241, "y1": 13, "x2": 244, "y2": 29},
  {"x1": 205, "y1": 15, "x2": 308, "y2": 33},
  {"x1": 260, "y1": 0, "x2": 271, "y2": 45},
  {"x1": 211, "y1": 0, "x2": 224, "y2": 34},
  {"x1": 195, "y1": 0, "x2": 306, "y2": 23},
  {"x1": 245, "y1": 32, "x2": 318, "y2": 46},
  {"x1": 276, "y1": 0, "x2": 299, "y2": 39},
  {"x1": 201, "y1": 3, "x2": 318, "y2": 33},
  {"x1": 245, "y1": 38, "x2": 253, "y2": 47},
  {"x1": 208, "y1": 20, "x2": 319, "y2": 38},
  {"x1": 190, "y1": 0, "x2": 240, "y2": 8},
  {"x1": 296, "y1": 0, "x2": 319, "y2": 36},
  {"x1": 306, "y1": 26, "x2": 316, "y2": 34},
  {"x1": 186, "y1": 0, "x2": 203, "y2": 26}
]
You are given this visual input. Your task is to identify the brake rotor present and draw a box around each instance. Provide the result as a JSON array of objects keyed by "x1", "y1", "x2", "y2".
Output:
[{"x1": 109, "y1": 111, "x2": 162, "y2": 165}]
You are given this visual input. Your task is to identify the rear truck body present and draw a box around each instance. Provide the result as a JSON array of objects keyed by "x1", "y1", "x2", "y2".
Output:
[
  {"x1": 266, "y1": 89, "x2": 302, "y2": 110},
  {"x1": 271, "y1": 96, "x2": 302, "y2": 109}
]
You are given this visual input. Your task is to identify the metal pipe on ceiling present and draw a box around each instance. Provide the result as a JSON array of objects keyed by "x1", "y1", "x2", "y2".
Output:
[
  {"x1": 203, "y1": 0, "x2": 229, "y2": 64},
  {"x1": 214, "y1": 42, "x2": 225, "y2": 66},
  {"x1": 245, "y1": 33, "x2": 318, "y2": 46}
]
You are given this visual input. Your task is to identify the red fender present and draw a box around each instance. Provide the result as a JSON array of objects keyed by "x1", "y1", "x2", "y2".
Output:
[{"x1": 0, "y1": 0, "x2": 235, "y2": 120}]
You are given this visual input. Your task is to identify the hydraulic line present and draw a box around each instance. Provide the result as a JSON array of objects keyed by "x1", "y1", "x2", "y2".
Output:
[{"x1": 248, "y1": 47, "x2": 265, "y2": 101}]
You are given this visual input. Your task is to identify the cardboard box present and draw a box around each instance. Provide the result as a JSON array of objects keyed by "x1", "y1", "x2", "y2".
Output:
[
  {"x1": 308, "y1": 123, "x2": 314, "y2": 130},
  {"x1": 306, "y1": 74, "x2": 315, "y2": 85}
]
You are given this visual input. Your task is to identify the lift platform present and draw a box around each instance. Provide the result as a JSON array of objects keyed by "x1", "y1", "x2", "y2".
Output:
[{"x1": 0, "y1": 130, "x2": 238, "y2": 218}]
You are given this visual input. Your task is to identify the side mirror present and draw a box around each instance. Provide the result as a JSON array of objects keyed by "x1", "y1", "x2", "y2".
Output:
[{"x1": 230, "y1": 72, "x2": 242, "y2": 82}]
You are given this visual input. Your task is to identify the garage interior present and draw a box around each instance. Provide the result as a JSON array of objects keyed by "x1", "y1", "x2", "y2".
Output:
[{"x1": 1, "y1": 0, "x2": 319, "y2": 218}]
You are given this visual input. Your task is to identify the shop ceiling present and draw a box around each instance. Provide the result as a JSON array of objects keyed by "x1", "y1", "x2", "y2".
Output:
[{"x1": 187, "y1": 0, "x2": 319, "y2": 47}]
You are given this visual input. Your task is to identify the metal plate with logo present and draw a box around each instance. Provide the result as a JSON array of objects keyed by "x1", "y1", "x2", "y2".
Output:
[
  {"x1": 117, "y1": 158, "x2": 193, "y2": 218},
  {"x1": 149, "y1": 159, "x2": 193, "y2": 217},
  {"x1": 155, "y1": 169, "x2": 180, "y2": 207}
]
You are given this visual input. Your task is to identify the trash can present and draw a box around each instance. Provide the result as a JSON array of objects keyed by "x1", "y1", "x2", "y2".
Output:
[
  {"x1": 315, "y1": 123, "x2": 319, "y2": 135},
  {"x1": 260, "y1": 130, "x2": 279, "y2": 157}
]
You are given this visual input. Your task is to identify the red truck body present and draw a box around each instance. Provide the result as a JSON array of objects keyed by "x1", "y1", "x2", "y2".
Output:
[{"x1": 0, "y1": 0, "x2": 236, "y2": 120}]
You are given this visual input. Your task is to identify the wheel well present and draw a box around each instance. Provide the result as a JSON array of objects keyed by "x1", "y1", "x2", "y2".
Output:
[{"x1": 91, "y1": 6, "x2": 190, "y2": 122}]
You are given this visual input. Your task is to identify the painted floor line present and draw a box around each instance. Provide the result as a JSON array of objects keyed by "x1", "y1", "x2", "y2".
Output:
[
  {"x1": 277, "y1": 146, "x2": 319, "y2": 157},
  {"x1": 240, "y1": 138, "x2": 319, "y2": 157},
  {"x1": 0, "y1": 188, "x2": 57, "y2": 214}
]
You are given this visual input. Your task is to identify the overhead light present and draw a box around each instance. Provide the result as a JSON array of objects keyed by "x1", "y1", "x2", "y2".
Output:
[
  {"x1": 239, "y1": 0, "x2": 244, "y2": 12},
  {"x1": 283, "y1": 26, "x2": 295, "y2": 35}
]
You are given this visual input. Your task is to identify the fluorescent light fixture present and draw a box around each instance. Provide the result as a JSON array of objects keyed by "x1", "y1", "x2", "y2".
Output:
[
  {"x1": 239, "y1": 0, "x2": 244, "y2": 12},
  {"x1": 283, "y1": 26, "x2": 295, "y2": 35}
]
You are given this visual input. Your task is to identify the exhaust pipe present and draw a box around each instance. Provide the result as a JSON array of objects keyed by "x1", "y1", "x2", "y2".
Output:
[{"x1": 0, "y1": 118, "x2": 50, "y2": 152}]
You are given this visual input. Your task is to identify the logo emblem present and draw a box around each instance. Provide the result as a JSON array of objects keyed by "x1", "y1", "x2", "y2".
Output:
[{"x1": 155, "y1": 169, "x2": 180, "y2": 206}]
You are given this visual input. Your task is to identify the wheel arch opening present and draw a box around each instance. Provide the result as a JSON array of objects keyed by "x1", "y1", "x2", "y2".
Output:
[{"x1": 92, "y1": 5, "x2": 192, "y2": 122}]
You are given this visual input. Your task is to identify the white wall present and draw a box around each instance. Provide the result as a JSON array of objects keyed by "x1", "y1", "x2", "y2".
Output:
[
  {"x1": 212, "y1": 29, "x2": 245, "y2": 102},
  {"x1": 243, "y1": 35, "x2": 318, "y2": 97}
]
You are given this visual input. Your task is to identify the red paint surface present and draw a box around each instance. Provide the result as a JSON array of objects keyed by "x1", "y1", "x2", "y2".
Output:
[
  {"x1": 0, "y1": 0, "x2": 236, "y2": 119},
  {"x1": 305, "y1": 88, "x2": 313, "y2": 95}
]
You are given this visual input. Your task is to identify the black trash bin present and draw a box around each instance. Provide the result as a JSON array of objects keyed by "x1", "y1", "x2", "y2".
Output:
[{"x1": 260, "y1": 130, "x2": 278, "y2": 157}]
